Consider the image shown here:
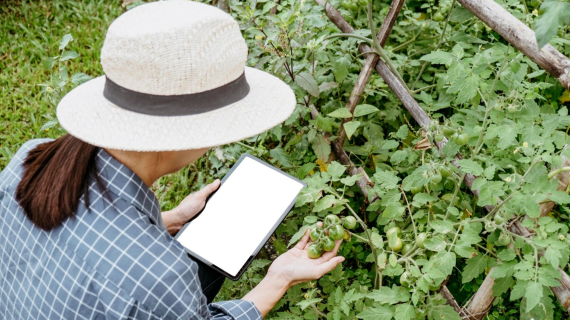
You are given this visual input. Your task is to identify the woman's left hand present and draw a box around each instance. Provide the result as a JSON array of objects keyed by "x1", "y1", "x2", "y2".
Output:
[{"x1": 162, "y1": 179, "x2": 220, "y2": 236}]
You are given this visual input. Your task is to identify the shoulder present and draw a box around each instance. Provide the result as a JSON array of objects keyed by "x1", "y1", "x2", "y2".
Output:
[{"x1": 0, "y1": 138, "x2": 54, "y2": 187}]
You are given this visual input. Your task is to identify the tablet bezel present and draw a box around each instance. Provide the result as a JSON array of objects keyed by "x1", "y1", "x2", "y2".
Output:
[{"x1": 174, "y1": 152, "x2": 307, "y2": 281}]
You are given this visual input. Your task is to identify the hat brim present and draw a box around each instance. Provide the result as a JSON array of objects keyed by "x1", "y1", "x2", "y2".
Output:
[{"x1": 56, "y1": 67, "x2": 296, "y2": 151}]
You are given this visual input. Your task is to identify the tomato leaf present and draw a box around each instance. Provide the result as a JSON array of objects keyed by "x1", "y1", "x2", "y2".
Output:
[
  {"x1": 356, "y1": 305, "x2": 394, "y2": 320},
  {"x1": 534, "y1": 0, "x2": 570, "y2": 49}
]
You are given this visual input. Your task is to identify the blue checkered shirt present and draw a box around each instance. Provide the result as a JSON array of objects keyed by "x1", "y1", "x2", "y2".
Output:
[{"x1": 0, "y1": 139, "x2": 262, "y2": 320}]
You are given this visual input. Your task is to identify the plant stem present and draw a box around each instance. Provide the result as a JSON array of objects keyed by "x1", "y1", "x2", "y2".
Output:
[
  {"x1": 400, "y1": 188, "x2": 418, "y2": 238},
  {"x1": 548, "y1": 167, "x2": 570, "y2": 179},
  {"x1": 324, "y1": 33, "x2": 373, "y2": 45},
  {"x1": 444, "y1": 172, "x2": 466, "y2": 220}
]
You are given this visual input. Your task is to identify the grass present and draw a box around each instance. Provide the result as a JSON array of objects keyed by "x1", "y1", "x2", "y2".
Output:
[{"x1": 0, "y1": 0, "x2": 122, "y2": 170}]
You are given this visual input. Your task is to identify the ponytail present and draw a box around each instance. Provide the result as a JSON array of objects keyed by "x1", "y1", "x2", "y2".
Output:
[{"x1": 16, "y1": 135, "x2": 101, "y2": 231}]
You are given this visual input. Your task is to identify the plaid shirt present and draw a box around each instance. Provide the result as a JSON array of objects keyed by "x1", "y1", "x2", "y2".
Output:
[{"x1": 0, "y1": 139, "x2": 262, "y2": 320}]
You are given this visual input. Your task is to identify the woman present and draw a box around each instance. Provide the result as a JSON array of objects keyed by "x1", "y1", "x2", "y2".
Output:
[{"x1": 0, "y1": 1, "x2": 344, "y2": 319}]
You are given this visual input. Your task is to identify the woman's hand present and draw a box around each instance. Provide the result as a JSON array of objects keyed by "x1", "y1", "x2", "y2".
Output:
[
  {"x1": 162, "y1": 179, "x2": 220, "y2": 236},
  {"x1": 242, "y1": 224, "x2": 344, "y2": 317},
  {"x1": 267, "y1": 224, "x2": 345, "y2": 287}
]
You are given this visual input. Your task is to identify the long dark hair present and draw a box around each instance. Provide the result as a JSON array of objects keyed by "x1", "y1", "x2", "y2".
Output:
[{"x1": 16, "y1": 134, "x2": 102, "y2": 231}]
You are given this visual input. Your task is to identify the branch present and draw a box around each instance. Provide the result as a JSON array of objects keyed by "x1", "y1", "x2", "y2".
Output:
[{"x1": 457, "y1": 0, "x2": 570, "y2": 90}]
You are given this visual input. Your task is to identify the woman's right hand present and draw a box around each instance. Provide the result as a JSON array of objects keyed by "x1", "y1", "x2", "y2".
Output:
[{"x1": 266, "y1": 225, "x2": 345, "y2": 288}]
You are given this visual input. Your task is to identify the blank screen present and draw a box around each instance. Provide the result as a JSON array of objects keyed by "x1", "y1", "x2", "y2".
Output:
[{"x1": 176, "y1": 156, "x2": 305, "y2": 277}]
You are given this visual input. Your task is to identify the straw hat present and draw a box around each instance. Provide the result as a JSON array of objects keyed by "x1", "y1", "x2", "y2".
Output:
[{"x1": 56, "y1": 0, "x2": 296, "y2": 151}]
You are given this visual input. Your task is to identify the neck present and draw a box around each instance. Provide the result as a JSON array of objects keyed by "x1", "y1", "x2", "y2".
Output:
[
  {"x1": 104, "y1": 149, "x2": 163, "y2": 187},
  {"x1": 104, "y1": 147, "x2": 209, "y2": 187}
]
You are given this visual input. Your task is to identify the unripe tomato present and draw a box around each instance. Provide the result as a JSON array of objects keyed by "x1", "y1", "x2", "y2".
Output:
[
  {"x1": 435, "y1": 134, "x2": 444, "y2": 142},
  {"x1": 496, "y1": 232, "x2": 510, "y2": 246},
  {"x1": 507, "y1": 104, "x2": 518, "y2": 113},
  {"x1": 531, "y1": 0, "x2": 540, "y2": 7},
  {"x1": 416, "y1": 233, "x2": 427, "y2": 248},
  {"x1": 344, "y1": 230, "x2": 351, "y2": 241},
  {"x1": 433, "y1": 12, "x2": 444, "y2": 22},
  {"x1": 329, "y1": 224, "x2": 346, "y2": 241},
  {"x1": 310, "y1": 228, "x2": 322, "y2": 242},
  {"x1": 443, "y1": 127, "x2": 455, "y2": 136},
  {"x1": 411, "y1": 186, "x2": 423, "y2": 194},
  {"x1": 400, "y1": 271, "x2": 412, "y2": 287},
  {"x1": 454, "y1": 133, "x2": 470, "y2": 146},
  {"x1": 386, "y1": 226, "x2": 402, "y2": 239},
  {"x1": 494, "y1": 214, "x2": 504, "y2": 225},
  {"x1": 440, "y1": 166, "x2": 451, "y2": 178},
  {"x1": 494, "y1": 103, "x2": 503, "y2": 111},
  {"x1": 322, "y1": 236, "x2": 336, "y2": 251},
  {"x1": 358, "y1": 0, "x2": 368, "y2": 5},
  {"x1": 389, "y1": 237, "x2": 403, "y2": 252},
  {"x1": 343, "y1": 216, "x2": 357, "y2": 230},
  {"x1": 402, "y1": 243, "x2": 413, "y2": 255},
  {"x1": 341, "y1": 0, "x2": 358, "y2": 10},
  {"x1": 430, "y1": 172, "x2": 442, "y2": 184},
  {"x1": 324, "y1": 214, "x2": 340, "y2": 227},
  {"x1": 307, "y1": 243, "x2": 323, "y2": 259}
]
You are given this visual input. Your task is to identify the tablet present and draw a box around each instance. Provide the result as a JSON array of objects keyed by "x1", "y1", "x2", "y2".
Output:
[{"x1": 175, "y1": 153, "x2": 306, "y2": 280}]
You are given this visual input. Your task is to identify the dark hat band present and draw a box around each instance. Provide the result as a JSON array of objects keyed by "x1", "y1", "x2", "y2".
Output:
[{"x1": 103, "y1": 72, "x2": 250, "y2": 116}]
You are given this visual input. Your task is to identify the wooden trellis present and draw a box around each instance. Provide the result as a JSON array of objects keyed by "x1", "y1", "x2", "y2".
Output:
[{"x1": 309, "y1": 0, "x2": 570, "y2": 318}]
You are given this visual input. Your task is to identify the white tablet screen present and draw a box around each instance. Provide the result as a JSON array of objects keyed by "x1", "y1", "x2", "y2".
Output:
[{"x1": 176, "y1": 156, "x2": 305, "y2": 277}]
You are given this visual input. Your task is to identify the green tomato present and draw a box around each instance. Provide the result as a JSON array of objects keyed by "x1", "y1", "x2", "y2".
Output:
[
  {"x1": 430, "y1": 172, "x2": 442, "y2": 184},
  {"x1": 401, "y1": 243, "x2": 413, "y2": 255},
  {"x1": 433, "y1": 12, "x2": 444, "y2": 22},
  {"x1": 440, "y1": 166, "x2": 451, "y2": 178},
  {"x1": 435, "y1": 134, "x2": 444, "y2": 142},
  {"x1": 322, "y1": 236, "x2": 336, "y2": 251},
  {"x1": 342, "y1": 216, "x2": 357, "y2": 230},
  {"x1": 531, "y1": 0, "x2": 540, "y2": 7},
  {"x1": 400, "y1": 271, "x2": 412, "y2": 287},
  {"x1": 416, "y1": 233, "x2": 427, "y2": 248},
  {"x1": 442, "y1": 126, "x2": 455, "y2": 137},
  {"x1": 386, "y1": 226, "x2": 402, "y2": 239},
  {"x1": 341, "y1": 0, "x2": 358, "y2": 10},
  {"x1": 358, "y1": 0, "x2": 368, "y2": 5},
  {"x1": 324, "y1": 214, "x2": 340, "y2": 227},
  {"x1": 494, "y1": 214, "x2": 505, "y2": 225},
  {"x1": 310, "y1": 227, "x2": 322, "y2": 242},
  {"x1": 507, "y1": 104, "x2": 518, "y2": 113},
  {"x1": 454, "y1": 133, "x2": 470, "y2": 146},
  {"x1": 329, "y1": 224, "x2": 346, "y2": 241},
  {"x1": 411, "y1": 186, "x2": 423, "y2": 195},
  {"x1": 307, "y1": 243, "x2": 323, "y2": 259},
  {"x1": 389, "y1": 237, "x2": 403, "y2": 252},
  {"x1": 496, "y1": 232, "x2": 511, "y2": 246}
]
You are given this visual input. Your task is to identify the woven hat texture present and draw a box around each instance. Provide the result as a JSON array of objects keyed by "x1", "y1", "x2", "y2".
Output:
[{"x1": 57, "y1": 0, "x2": 296, "y2": 151}]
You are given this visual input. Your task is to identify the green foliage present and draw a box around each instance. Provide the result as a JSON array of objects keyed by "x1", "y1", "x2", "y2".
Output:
[{"x1": 3, "y1": 0, "x2": 570, "y2": 319}]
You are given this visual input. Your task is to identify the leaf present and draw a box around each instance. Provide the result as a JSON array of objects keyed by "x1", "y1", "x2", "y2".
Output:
[
  {"x1": 382, "y1": 203, "x2": 406, "y2": 219},
  {"x1": 330, "y1": 54, "x2": 350, "y2": 84},
  {"x1": 544, "y1": 247, "x2": 562, "y2": 268},
  {"x1": 394, "y1": 304, "x2": 415, "y2": 320},
  {"x1": 269, "y1": 147, "x2": 291, "y2": 167},
  {"x1": 288, "y1": 224, "x2": 314, "y2": 247},
  {"x1": 534, "y1": 0, "x2": 570, "y2": 49},
  {"x1": 428, "y1": 305, "x2": 461, "y2": 320},
  {"x1": 313, "y1": 195, "x2": 337, "y2": 212},
  {"x1": 367, "y1": 285, "x2": 410, "y2": 305},
  {"x1": 357, "y1": 305, "x2": 394, "y2": 320},
  {"x1": 40, "y1": 119, "x2": 58, "y2": 131},
  {"x1": 354, "y1": 104, "x2": 379, "y2": 117},
  {"x1": 328, "y1": 108, "x2": 353, "y2": 118},
  {"x1": 420, "y1": 51, "x2": 455, "y2": 65},
  {"x1": 373, "y1": 170, "x2": 400, "y2": 189},
  {"x1": 424, "y1": 237, "x2": 447, "y2": 251},
  {"x1": 371, "y1": 232, "x2": 384, "y2": 249},
  {"x1": 297, "y1": 163, "x2": 315, "y2": 179},
  {"x1": 497, "y1": 249, "x2": 516, "y2": 261},
  {"x1": 456, "y1": 159, "x2": 484, "y2": 176},
  {"x1": 340, "y1": 174, "x2": 362, "y2": 186},
  {"x1": 59, "y1": 33, "x2": 73, "y2": 50},
  {"x1": 344, "y1": 121, "x2": 361, "y2": 140},
  {"x1": 327, "y1": 161, "x2": 346, "y2": 181},
  {"x1": 319, "y1": 81, "x2": 338, "y2": 92},
  {"x1": 448, "y1": 73, "x2": 479, "y2": 104},
  {"x1": 462, "y1": 255, "x2": 489, "y2": 283},
  {"x1": 295, "y1": 187, "x2": 322, "y2": 206},
  {"x1": 59, "y1": 50, "x2": 79, "y2": 61},
  {"x1": 525, "y1": 282, "x2": 543, "y2": 312},
  {"x1": 493, "y1": 276, "x2": 514, "y2": 297},
  {"x1": 312, "y1": 136, "x2": 331, "y2": 161},
  {"x1": 295, "y1": 72, "x2": 319, "y2": 97},
  {"x1": 70, "y1": 72, "x2": 92, "y2": 85},
  {"x1": 297, "y1": 298, "x2": 322, "y2": 310},
  {"x1": 42, "y1": 57, "x2": 56, "y2": 70},
  {"x1": 429, "y1": 220, "x2": 455, "y2": 234}
]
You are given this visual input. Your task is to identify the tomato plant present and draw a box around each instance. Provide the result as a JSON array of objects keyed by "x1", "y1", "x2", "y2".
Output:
[{"x1": 208, "y1": 0, "x2": 570, "y2": 318}]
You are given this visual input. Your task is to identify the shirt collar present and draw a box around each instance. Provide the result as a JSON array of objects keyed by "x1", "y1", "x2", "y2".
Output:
[{"x1": 95, "y1": 149, "x2": 164, "y2": 229}]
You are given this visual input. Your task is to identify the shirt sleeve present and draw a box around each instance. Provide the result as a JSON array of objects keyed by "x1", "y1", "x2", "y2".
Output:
[{"x1": 209, "y1": 300, "x2": 262, "y2": 320}]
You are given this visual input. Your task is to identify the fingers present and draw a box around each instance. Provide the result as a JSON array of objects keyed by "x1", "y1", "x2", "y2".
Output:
[
  {"x1": 317, "y1": 221, "x2": 323, "y2": 228},
  {"x1": 295, "y1": 228, "x2": 311, "y2": 250},
  {"x1": 314, "y1": 256, "x2": 345, "y2": 278},
  {"x1": 320, "y1": 239, "x2": 342, "y2": 261},
  {"x1": 196, "y1": 179, "x2": 220, "y2": 199}
]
